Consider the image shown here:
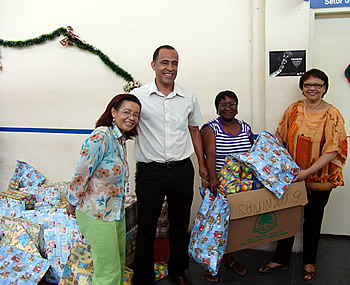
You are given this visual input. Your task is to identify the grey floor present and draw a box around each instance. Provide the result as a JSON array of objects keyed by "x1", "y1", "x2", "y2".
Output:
[{"x1": 158, "y1": 234, "x2": 350, "y2": 285}]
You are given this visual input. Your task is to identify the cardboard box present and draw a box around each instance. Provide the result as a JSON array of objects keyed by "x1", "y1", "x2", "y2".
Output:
[{"x1": 226, "y1": 181, "x2": 307, "y2": 252}]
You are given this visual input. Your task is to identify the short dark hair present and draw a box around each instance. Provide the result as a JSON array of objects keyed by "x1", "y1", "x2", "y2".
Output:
[
  {"x1": 299, "y1": 68, "x2": 329, "y2": 97},
  {"x1": 95, "y1": 94, "x2": 141, "y2": 140},
  {"x1": 215, "y1": 90, "x2": 239, "y2": 112},
  {"x1": 153, "y1": 45, "x2": 176, "y2": 62}
]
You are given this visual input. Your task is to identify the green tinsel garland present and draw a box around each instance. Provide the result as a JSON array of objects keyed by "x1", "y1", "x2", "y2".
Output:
[{"x1": 0, "y1": 27, "x2": 134, "y2": 82}]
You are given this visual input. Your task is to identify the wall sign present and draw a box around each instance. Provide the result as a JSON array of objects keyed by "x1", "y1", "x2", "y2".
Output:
[
  {"x1": 269, "y1": 50, "x2": 306, "y2": 77},
  {"x1": 309, "y1": 0, "x2": 350, "y2": 8}
]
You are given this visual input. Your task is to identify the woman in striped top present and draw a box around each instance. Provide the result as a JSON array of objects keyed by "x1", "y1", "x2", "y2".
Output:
[{"x1": 201, "y1": 90, "x2": 254, "y2": 282}]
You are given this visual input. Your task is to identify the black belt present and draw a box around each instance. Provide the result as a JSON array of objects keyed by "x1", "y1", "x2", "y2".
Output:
[{"x1": 139, "y1": 158, "x2": 190, "y2": 169}]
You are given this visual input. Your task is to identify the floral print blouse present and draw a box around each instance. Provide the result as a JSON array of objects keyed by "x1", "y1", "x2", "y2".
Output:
[{"x1": 68, "y1": 123, "x2": 128, "y2": 221}]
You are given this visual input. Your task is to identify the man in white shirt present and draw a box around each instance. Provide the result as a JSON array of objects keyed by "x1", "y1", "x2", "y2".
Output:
[{"x1": 131, "y1": 45, "x2": 208, "y2": 285}]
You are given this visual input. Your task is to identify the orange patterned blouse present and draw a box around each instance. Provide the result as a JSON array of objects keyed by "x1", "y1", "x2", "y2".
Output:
[{"x1": 277, "y1": 100, "x2": 347, "y2": 189}]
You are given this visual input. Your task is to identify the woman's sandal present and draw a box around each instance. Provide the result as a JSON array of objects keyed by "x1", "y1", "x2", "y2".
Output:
[
  {"x1": 225, "y1": 261, "x2": 247, "y2": 276},
  {"x1": 303, "y1": 264, "x2": 316, "y2": 281},
  {"x1": 204, "y1": 269, "x2": 219, "y2": 283},
  {"x1": 258, "y1": 262, "x2": 289, "y2": 273}
]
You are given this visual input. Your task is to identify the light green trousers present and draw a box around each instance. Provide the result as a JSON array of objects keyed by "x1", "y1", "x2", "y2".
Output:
[{"x1": 76, "y1": 210, "x2": 126, "y2": 285}]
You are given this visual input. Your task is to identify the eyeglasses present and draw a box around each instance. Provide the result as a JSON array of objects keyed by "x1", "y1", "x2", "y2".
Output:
[
  {"x1": 218, "y1": 102, "x2": 237, "y2": 109},
  {"x1": 303, "y1": 83, "x2": 324, "y2": 89},
  {"x1": 117, "y1": 109, "x2": 140, "y2": 119}
]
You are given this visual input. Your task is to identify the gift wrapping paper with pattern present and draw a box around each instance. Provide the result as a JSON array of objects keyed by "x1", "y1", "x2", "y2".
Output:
[
  {"x1": 217, "y1": 156, "x2": 263, "y2": 194},
  {"x1": 11, "y1": 160, "x2": 45, "y2": 188},
  {"x1": 0, "y1": 223, "x2": 42, "y2": 257},
  {"x1": 154, "y1": 262, "x2": 168, "y2": 281},
  {"x1": 232, "y1": 131, "x2": 299, "y2": 199},
  {"x1": 0, "y1": 189, "x2": 34, "y2": 210},
  {"x1": 21, "y1": 185, "x2": 61, "y2": 208},
  {"x1": 22, "y1": 208, "x2": 81, "y2": 282},
  {"x1": 59, "y1": 239, "x2": 93, "y2": 285},
  {"x1": 123, "y1": 267, "x2": 133, "y2": 285},
  {"x1": 156, "y1": 199, "x2": 169, "y2": 239},
  {"x1": 0, "y1": 245, "x2": 50, "y2": 284},
  {"x1": 125, "y1": 196, "x2": 137, "y2": 233},
  {"x1": 0, "y1": 198, "x2": 25, "y2": 218},
  {"x1": 188, "y1": 188, "x2": 230, "y2": 275}
]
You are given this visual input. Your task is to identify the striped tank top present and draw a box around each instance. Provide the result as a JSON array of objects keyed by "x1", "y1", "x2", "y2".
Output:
[{"x1": 202, "y1": 117, "x2": 253, "y2": 172}]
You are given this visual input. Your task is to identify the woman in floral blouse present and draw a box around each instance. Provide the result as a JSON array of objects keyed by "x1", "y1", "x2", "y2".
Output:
[{"x1": 66, "y1": 94, "x2": 141, "y2": 285}]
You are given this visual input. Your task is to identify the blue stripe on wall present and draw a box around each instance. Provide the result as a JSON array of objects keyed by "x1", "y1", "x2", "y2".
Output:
[{"x1": 0, "y1": 127, "x2": 93, "y2": 135}]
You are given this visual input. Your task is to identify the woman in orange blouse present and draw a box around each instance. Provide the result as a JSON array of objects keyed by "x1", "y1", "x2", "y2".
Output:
[{"x1": 258, "y1": 69, "x2": 347, "y2": 281}]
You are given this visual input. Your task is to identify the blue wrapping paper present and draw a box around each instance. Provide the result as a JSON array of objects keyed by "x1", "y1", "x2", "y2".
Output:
[
  {"x1": 188, "y1": 188, "x2": 230, "y2": 276},
  {"x1": 0, "y1": 245, "x2": 50, "y2": 284},
  {"x1": 232, "y1": 131, "x2": 300, "y2": 199},
  {"x1": 11, "y1": 160, "x2": 45, "y2": 188}
]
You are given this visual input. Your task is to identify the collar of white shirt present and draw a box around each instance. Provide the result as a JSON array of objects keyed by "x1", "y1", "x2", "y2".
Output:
[{"x1": 149, "y1": 80, "x2": 185, "y2": 99}]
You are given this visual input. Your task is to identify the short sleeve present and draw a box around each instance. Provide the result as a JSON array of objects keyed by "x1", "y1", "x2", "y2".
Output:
[{"x1": 188, "y1": 93, "x2": 203, "y2": 127}]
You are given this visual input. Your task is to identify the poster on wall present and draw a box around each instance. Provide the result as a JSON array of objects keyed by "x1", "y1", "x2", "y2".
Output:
[{"x1": 269, "y1": 50, "x2": 306, "y2": 77}]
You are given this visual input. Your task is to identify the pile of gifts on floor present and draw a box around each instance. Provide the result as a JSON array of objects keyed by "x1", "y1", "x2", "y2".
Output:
[{"x1": 0, "y1": 160, "x2": 138, "y2": 284}]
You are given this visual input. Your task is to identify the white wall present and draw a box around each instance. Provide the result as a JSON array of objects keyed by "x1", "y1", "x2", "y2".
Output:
[
  {"x1": 1, "y1": 0, "x2": 349, "y2": 235},
  {"x1": 0, "y1": 0, "x2": 255, "y2": 191}
]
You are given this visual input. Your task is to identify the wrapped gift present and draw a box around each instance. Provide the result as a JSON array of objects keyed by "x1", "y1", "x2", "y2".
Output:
[
  {"x1": 218, "y1": 156, "x2": 258, "y2": 195},
  {"x1": 125, "y1": 196, "x2": 137, "y2": 233},
  {"x1": 0, "y1": 216, "x2": 42, "y2": 249},
  {"x1": 22, "y1": 207, "x2": 81, "y2": 281},
  {"x1": 59, "y1": 239, "x2": 93, "y2": 285},
  {"x1": 217, "y1": 156, "x2": 241, "y2": 188},
  {"x1": 8, "y1": 178, "x2": 20, "y2": 191},
  {"x1": 155, "y1": 199, "x2": 169, "y2": 239},
  {"x1": 61, "y1": 239, "x2": 134, "y2": 285},
  {"x1": 0, "y1": 189, "x2": 34, "y2": 210},
  {"x1": 46, "y1": 181, "x2": 70, "y2": 202},
  {"x1": 125, "y1": 225, "x2": 137, "y2": 266},
  {"x1": 0, "y1": 221, "x2": 42, "y2": 257},
  {"x1": 123, "y1": 267, "x2": 133, "y2": 285},
  {"x1": 0, "y1": 198, "x2": 25, "y2": 218},
  {"x1": 0, "y1": 245, "x2": 50, "y2": 284},
  {"x1": 154, "y1": 262, "x2": 168, "y2": 281},
  {"x1": 232, "y1": 131, "x2": 300, "y2": 199},
  {"x1": 11, "y1": 160, "x2": 45, "y2": 187},
  {"x1": 21, "y1": 185, "x2": 61, "y2": 208},
  {"x1": 189, "y1": 188, "x2": 230, "y2": 276}
]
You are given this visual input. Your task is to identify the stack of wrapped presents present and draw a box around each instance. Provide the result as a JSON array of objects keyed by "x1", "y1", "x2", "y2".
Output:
[{"x1": 0, "y1": 160, "x2": 138, "y2": 284}]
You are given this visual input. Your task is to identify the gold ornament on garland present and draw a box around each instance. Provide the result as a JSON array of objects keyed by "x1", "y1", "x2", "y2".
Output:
[
  {"x1": 59, "y1": 26, "x2": 85, "y2": 46},
  {"x1": 123, "y1": 80, "x2": 141, "y2": 93},
  {"x1": 0, "y1": 26, "x2": 140, "y2": 88}
]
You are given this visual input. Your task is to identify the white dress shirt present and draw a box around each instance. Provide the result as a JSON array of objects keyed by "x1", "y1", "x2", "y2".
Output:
[{"x1": 131, "y1": 80, "x2": 203, "y2": 163}]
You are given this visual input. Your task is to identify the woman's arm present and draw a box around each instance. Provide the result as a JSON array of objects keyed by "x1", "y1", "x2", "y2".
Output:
[
  {"x1": 275, "y1": 131, "x2": 284, "y2": 146},
  {"x1": 249, "y1": 132, "x2": 254, "y2": 146},
  {"x1": 67, "y1": 129, "x2": 107, "y2": 217},
  {"x1": 201, "y1": 125, "x2": 219, "y2": 193},
  {"x1": 292, "y1": 151, "x2": 337, "y2": 182}
]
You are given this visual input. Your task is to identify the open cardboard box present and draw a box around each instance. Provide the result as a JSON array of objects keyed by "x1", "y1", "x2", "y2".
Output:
[{"x1": 226, "y1": 181, "x2": 307, "y2": 252}]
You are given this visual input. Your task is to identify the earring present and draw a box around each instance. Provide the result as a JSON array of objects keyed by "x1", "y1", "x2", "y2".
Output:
[{"x1": 113, "y1": 118, "x2": 115, "y2": 122}]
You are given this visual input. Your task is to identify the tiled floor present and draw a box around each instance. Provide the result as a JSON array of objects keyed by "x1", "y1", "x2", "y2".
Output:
[{"x1": 158, "y1": 234, "x2": 350, "y2": 285}]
